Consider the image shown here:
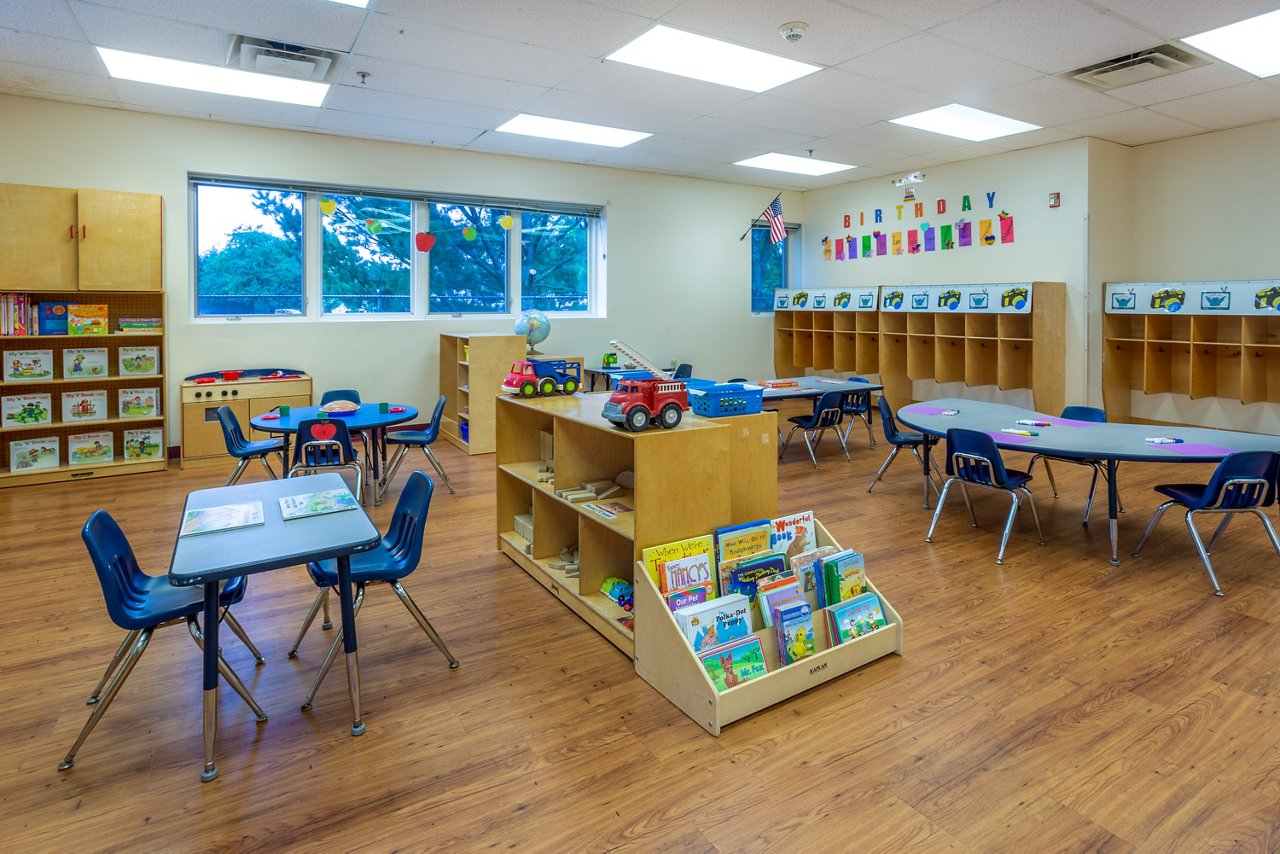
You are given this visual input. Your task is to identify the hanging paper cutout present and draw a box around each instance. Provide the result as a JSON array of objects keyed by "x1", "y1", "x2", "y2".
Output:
[
  {"x1": 999, "y1": 211, "x2": 1015, "y2": 243},
  {"x1": 498, "y1": 214, "x2": 514, "y2": 230},
  {"x1": 940, "y1": 224, "x2": 954, "y2": 250},
  {"x1": 979, "y1": 219, "x2": 994, "y2": 246},
  {"x1": 957, "y1": 220, "x2": 972, "y2": 247},
  {"x1": 462, "y1": 226, "x2": 478, "y2": 241},
  {"x1": 923, "y1": 226, "x2": 936, "y2": 252},
  {"x1": 415, "y1": 232, "x2": 435, "y2": 253},
  {"x1": 908, "y1": 229, "x2": 920, "y2": 254},
  {"x1": 834, "y1": 236, "x2": 845, "y2": 260},
  {"x1": 874, "y1": 232, "x2": 887, "y2": 256},
  {"x1": 365, "y1": 219, "x2": 383, "y2": 235},
  {"x1": 903, "y1": 186, "x2": 916, "y2": 203},
  {"x1": 862, "y1": 235, "x2": 872, "y2": 258},
  {"x1": 891, "y1": 232, "x2": 903, "y2": 255},
  {"x1": 845, "y1": 235, "x2": 855, "y2": 260},
  {"x1": 320, "y1": 198, "x2": 337, "y2": 216}
]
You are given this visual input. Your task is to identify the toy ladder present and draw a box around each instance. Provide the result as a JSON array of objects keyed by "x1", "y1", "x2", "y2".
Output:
[{"x1": 608, "y1": 339, "x2": 672, "y2": 381}]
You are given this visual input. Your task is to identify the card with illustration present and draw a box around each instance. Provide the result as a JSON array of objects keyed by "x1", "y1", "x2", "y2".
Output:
[
  {"x1": 9, "y1": 436, "x2": 59, "y2": 472},
  {"x1": 118, "y1": 388, "x2": 159, "y2": 418},
  {"x1": 68, "y1": 304, "x2": 108, "y2": 335},
  {"x1": 119, "y1": 346, "x2": 159, "y2": 376},
  {"x1": 64, "y1": 348, "x2": 109, "y2": 379},
  {"x1": 122, "y1": 428, "x2": 164, "y2": 461},
  {"x1": 68, "y1": 431, "x2": 113, "y2": 465},
  {"x1": 2, "y1": 393, "x2": 52, "y2": 426},
  {"x1": 62, "y1": 390, "x2": 108, "y2": 422},
  {"x1": 4, "y1": 350, "x2": 54, "y2": 382}
]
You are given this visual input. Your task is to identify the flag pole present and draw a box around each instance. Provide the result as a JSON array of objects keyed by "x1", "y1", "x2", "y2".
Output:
[{"x1": 738, "y1": 192, "x2": 782, "y2": 241}]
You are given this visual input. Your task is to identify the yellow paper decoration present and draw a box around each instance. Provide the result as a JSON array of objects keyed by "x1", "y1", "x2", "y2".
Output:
[
  {"x1": 498, "y1": 215, "x2": 513, "y2": 230},
  {"x1": 320, "y1": 198, "x2": 337, "y2": 216}
]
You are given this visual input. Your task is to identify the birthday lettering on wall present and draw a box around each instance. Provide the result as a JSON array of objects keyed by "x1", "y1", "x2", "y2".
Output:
[{"x1": 829, "y1": 189, "x2": 1013, "y2": 261}]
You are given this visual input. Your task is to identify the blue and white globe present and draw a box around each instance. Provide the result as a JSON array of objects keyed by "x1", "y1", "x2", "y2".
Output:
[{"x1": 515, "y1": 309, "x2": 551, "y2": 355}]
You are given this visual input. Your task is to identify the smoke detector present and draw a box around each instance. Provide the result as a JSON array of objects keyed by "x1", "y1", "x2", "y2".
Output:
[{"x1": 779, "y1": 21, "x2": 808, "y2": 43}]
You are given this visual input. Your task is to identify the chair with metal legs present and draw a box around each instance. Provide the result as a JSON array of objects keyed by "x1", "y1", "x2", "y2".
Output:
[
  {"x1": 778, "y1": 390, "x2": 849, "y2": 468},
  {"x1": 382, "y1": 395, "x2": 454, "y2": 497},
  {"x1": 867, "y1": 396, "x2": 941, "y2": 501},
  {"x1": 839, "y1": 377, "x2": 876, "y2": 450},
  {"x1": 925, "y1": 427, "x2": 1045, "y2": 565},
  {"x1": 287, "y1": 418, "x2": 364, "y2": 504},
  {"x1": 1132, "y1": 450, "x2": 1280, "y2": 596},
  {"x1": 289, "y1": 471, "x2": 458, "y2": 715},
  {"x1": 217, "y1": 405, "x2": 285, "y2": 486},
  {"x1": 1025, "y1": 405, "x2": 1123, "y2": 525},
  {"x1": 58, "y1": 510, "x2": 267, "y2": 772}
]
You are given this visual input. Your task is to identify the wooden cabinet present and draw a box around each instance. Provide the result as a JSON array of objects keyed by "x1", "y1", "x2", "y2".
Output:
[
  {"x1": 495, "y1": 394, "x2": 778, "y2": 657},
  {"x1": 1101, "y1": 280, "x2": 1280, "y2": 422},
  {"x1": 438, "y1": 332, "x2": 526, "y2": 455},
  {"x1": 0, "y1": 183, "x2": 162, "y2": 292},
  {"x1": 179, "y1": 375, "x2": 312, "y2": 468},
  {"x1": 774, "y1": 283, "x2": 1065, "y2": 413},
  {"x1": 0, "y1": 290, "x2": 167, "y2": 487}
]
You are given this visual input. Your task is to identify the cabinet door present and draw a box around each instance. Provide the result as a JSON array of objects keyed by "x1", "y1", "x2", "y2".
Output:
[
  {"x1": 0, "y1": 184, "x2": 78, "y2": 291},
  {"x1": 183, "y1": 399, "x2": 249, "y2": 460},
  {"x1": 76, "y1": 189, "x2": 163, "y2": 291},
  {"x1": 248, "y1": 394, "x2": 310, "y2": 441}
]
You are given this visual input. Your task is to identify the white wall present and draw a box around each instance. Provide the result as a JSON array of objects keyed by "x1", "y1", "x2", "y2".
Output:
[
  {"x1": 1, "y1": 94, "x2": 801, "y2": 441},
  {"x1": 1085, "y1": 138, "x2": 1133, "y2": 411}
]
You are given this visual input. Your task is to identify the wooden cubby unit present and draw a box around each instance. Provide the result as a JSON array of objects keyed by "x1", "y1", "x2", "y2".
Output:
[
  {"x1": 438, "y1": 332, "x2": 526, "y2": 455},
  {"x1": 634, "y1": 520, "x2": 903, "y2": 736},
  {"x1": 496, "y1": 393, "x2": 778, "y2": 658}
]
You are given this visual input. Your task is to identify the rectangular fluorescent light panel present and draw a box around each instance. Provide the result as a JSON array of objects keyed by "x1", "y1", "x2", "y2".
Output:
[
  {"x1": 891, "y1": 103, "x2": 1040, "y2": 141},
  {"x1": 97, "y1": 47, "x2": 329, "y2": 107},
  {"x1": 607, "y1": 25, "x2": 820, "y2": 93},
  {"x1": 1184, "y1": 9, "x2": 1280, "y2": 78},
  {"x1": 496, "y1": 114, "x2": 651, "y2": 147},
  {"x1": 735, "y1": 153, "x2": 855, "y2": 176}
]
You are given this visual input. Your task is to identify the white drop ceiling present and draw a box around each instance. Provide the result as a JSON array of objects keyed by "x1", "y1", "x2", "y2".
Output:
[{"x1": 3, "y1": 0, "x2": 1280, "y2": 189}]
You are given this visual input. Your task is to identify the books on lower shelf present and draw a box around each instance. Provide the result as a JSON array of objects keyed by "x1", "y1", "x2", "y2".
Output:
[
  {"x1": 62, "y1": 390, "x2": 108, "y2": 423},
  {"x1": 279, "y1": 488, "x2": 360, "y2": 520},
  {"x1": 118, "y1": 387, "x2": 159, "y2": 418},
  {"x1": 68, "y1": 431, "x2": 113, "y2": 465},
  {"x1": 698, "y1": 636, "x2": 769, "y2": 692},
  {"x1": 825, "y1": 592, "x2": 887, "y2": 646},
  {"x1": 3, "y1": 393, "x2": 52, "y2": 426},
  {"x1": 122, "y1": 428, "x2": 164, "y2": 461},
  {"x1": 119, "y1": 346, "x2": 159, "y2": 375},
  {"x1": 9, "y1": 436, "x2": 59, "y2": 472},
  {"x1": 675, "y1": 593, "x2": 750, "y2": 654},
  {"x1": 180, "y1": 501, "x2": 265, "y2": 536}
]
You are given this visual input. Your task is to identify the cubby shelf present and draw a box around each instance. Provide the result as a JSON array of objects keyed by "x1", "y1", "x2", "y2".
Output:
[{"x1": 438, "y1": 332, "x2": 526, "y2": 455}]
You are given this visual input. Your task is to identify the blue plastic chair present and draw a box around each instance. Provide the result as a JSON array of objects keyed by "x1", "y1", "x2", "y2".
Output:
[
  {"x1": 319, "y1": 389, "x2": 370, "y2": 457},
  {"x1": 288, "y1": 418, "x2": 364, "y2": 504},
  {"x1": 1132, "y1": 450, "x2": 1280, "y2": 595},
  {"x1": 779, "y1": 390, "x2": 849, "y2": 468},
  {"x1": 58, "y1": 510, "x2": 266, "y2": 772},
  {"x1": 1026, "y1": 405, "x2": 1122, "y2": 525},
  {"x1": 383, "y1": 395, "x2": 454, "y2": 495},
  {"x1": 217, "y1": 405, "x2": 285, "y2": 486},
  {"x1": 289, "y1": 471, "x2": 458, "y2": 714},
  {"x1": 867, "y1": 396, "x2": 941, "y2": 503},
  {"x1": 926, "y1": 428, "x2": 1045, "y2": 564},
  {"x1": 839, "y1": 377, "x2": 876, "y2": 450},
  {"x1": 673, "y1": 363, "x2": 693, "y2": 379}
]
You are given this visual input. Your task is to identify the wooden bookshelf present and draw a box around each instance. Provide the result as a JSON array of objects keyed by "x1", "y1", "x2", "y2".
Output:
[
  {"x1": 495, "y1": 393, "x2": 777, "y2": 657},
  {"x1": 438, "y1": 332, "x2": 526, "y2": 455}
]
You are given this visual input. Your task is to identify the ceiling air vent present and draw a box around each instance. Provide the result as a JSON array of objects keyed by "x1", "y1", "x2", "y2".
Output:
[
  {"x1": 1065, "y1": 44, "x2": 1209, "y2": 91},
  {"x1": 226, "y1": 36, "x2": 345, "y2": 84}
]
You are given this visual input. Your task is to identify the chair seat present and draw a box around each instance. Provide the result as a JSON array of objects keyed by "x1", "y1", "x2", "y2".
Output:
[
  {"x1": 893, "y1": 429, "x2": 925, "y2": 445},
  {"x1": 233, "y1": 436, "x2": 284, "y2": 459},
  {"x1": 1154, "y1": 483, "x2": 1211, "y2": 507},
  {"x1": 114, "y1": 573, "x2": 247, "y2": 630},
  {"x1": 306, "y1": 545, "x2": 408, "y2": 586},
  {"x1": 1003, "y1": 468, "x2": 1033, "y2": 490},
  {"x1": 385, "y1": 430, "x2": 432, "y2": 446}
]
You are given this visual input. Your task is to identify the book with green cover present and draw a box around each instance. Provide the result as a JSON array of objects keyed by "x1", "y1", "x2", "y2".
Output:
[
  {"x1": 180, "y1": 501, "x2": 265, "y2": 537},
  {"x1": 278, "y1": 488, "x2": 360, "y2": 521}
]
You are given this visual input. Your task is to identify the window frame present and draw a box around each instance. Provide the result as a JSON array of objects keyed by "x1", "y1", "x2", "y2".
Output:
[{"x1": 749, "y1": 221, "x2": 799, "y2": 315}]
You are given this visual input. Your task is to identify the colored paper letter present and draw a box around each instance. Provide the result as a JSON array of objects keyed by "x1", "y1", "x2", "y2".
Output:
[
  {"x1": 862, "y1": 235, "x2": 872, "y2": 257},
  {"x1": 958, "y1": 221, "x2": 972, "y2": 247},
  {"x1": 979, "y1": 219, "x2": 994, "y2": 246},
  {"x1": 940, "y1": 224, "x2": 953, "y2": 249},
  {"x1": 908, "y1": 229, "x2": 920, "y2": 254},
  {"x1": 834, "y1": 237, "x2": 845, "y2": 260},
  {"x1": 875, "y1": 233, "x2": 887, "y2": 256},
  {"x1": 999, "y1": 212, "x2": 1015, "y2": 243},
  {"x1": 924, "y1": 227, "x2": 936, "y2": 252},
  {"x1": 892, "y1": 232, "x2": 903, "y2": 255}
]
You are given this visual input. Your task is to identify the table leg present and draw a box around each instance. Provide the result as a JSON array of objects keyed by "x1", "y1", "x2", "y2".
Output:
[
  {"x1": 201, "y1": 582, "x2": 220, "y2": 782},
  {"x1": 922, "y1": 436, "x2": 935, "y2": 509},
  {"x1": 337, "y1": 555, "x2": 364, "y2": 735},
  {"x1": 1106, "y1": 458, "x2": 1120, "y2": 566}
]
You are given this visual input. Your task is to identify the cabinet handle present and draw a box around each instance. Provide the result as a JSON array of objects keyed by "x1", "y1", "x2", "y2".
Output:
[
  {"x1": 81, "y1": 225, "x2": 86, "y2": 240},
  {"x1": 68, "y1": 225, "x2": 74, "y2": 239}
]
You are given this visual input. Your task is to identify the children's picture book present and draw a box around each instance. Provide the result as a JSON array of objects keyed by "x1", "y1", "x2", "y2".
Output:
[
  {"x1": 9, "y1": 436, "x2": 59, "y2": 472},
  {"x1": 63, "y1": 347, "x2": 109, "y2": 378},
  {"x1": 756, "y1": 572, "x2": 801, "y2": 629},
  {"x1": 122, "y1": 428, "x2": 164, "y2": 461},
  {"x1": 279, "y1": 488, "x2": 360, "y2": 520},
  {"x1": 118, "y1": 387, "x2": 159, "y2": 418},
  {"x1": 822, "y1": 549, "x2": 867, "y2": 606},
  {"x1": 68, "y1": 431, "x2": 113, "y2": 465},
  {"x1": 62, "y1": 389, "x2": 108, "y2": 422},
  {"x1": 68, "y1": 304, "x2": 109, "y2": 335},
  {"x1": 774, "y1": 598, "x2": 817, "y2": 666},
  {"x1": 37, "y1": 302, "x2": 70, "y2": 335},
  {"x1": 727, "y1": 551, "x2": 787, "y2": 625},
  {"x1": 769, "y1": 510, "x2": 817, "y2": 563},
  {"x1": 674, "y1": 593, "x2": 751, "y2": 653},
  {"x1": 119, "y1": 346, "x2": 159, "y2": 376},
  {"x1": 698, "y1": 636, "x2": 768, "y2": 693},
  {"x1": 825, "y1": 592, "x2": 888, "y2": 646},
  {"x1": 180, "y1": 500, "x2": 265, "y2": 537},
  {"x1": 658, "y1": 550, "x2": 715, "y2": 600},
  {"x1": 713, "y1": 519, "x2": 771, "y2": 595},
  {"x1": 790, "y1": 545, "x2": 842, "y2": 607},
  {"x1": 640, "y1": 533, "x2": 715, "y2": 588},
  {"x1": 4, "y1": 350, "x2": 54, "y2": 381},
  {"x1": 666, "y1": 586, "x2": 708, "y2": 613},
  {"x1": 3, "y1": 393, "x2": 52, "y2": 426}
]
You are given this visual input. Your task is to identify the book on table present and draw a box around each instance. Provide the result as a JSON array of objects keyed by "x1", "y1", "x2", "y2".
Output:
[
  {"x1": 698, "y1": 636, "x2": 769, "y2": 692},
  {"x1": 180, "y1": 501, "x2": 265, "y2": 536},
  {"x1": 278, "y1": 488, "x2": 360, "y2": 521}
]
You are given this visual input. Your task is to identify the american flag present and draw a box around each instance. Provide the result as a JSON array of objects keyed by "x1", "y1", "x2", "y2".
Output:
[{"x1": 764, "y1": 197, "x2": 787, "y2": 244}]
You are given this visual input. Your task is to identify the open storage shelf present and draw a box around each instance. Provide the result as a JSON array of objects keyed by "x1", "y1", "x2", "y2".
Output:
[{"x1": 439, "y1": 332, "x2": 526, "y2": 455}]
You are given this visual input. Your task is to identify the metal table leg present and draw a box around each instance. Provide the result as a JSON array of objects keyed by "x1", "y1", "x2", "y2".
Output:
[
  {"x1": 922, "y1": 435, "x2": 935, "y2": 509},
  {"x1": 201, "y1": 582, "x2": 219, "y2": 782},
  {"x1": 1107, "y1": 458, "x2": 1120, "y2": 566},
  {"x1": 337, "y1": 555, "x2": 364, "y2": 735}
]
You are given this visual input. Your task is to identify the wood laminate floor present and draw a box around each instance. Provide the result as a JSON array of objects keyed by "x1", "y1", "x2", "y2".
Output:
[{"x1": 4, "y1": 408, "x2": 1280, "y2": 852}]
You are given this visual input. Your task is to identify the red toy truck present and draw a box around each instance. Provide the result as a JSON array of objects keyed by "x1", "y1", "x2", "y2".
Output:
[
  {"x1": 602, "y1": 378, "x2": 688, "y2": 431},
  {"x1": 501, "y1": 359, "x2": 582, "y2": 397}
]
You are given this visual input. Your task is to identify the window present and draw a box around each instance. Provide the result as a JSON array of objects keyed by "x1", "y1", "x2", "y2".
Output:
[
  {"x1": 750, "y1": 224, "x2": 794, "y2": 312},
  {"x1": 191, "y1": 176, "x2": 603, "y2": 319}
]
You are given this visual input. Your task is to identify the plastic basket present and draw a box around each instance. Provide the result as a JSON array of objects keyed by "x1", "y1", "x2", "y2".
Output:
[{"x1": 687, "y1": 383, "x2": 764, "y2": 418}]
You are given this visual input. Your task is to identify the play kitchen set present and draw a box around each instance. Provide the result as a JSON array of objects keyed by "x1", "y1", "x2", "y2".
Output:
[{"x1": 180, "y1": 368, "x2": 312, "y2": 468}]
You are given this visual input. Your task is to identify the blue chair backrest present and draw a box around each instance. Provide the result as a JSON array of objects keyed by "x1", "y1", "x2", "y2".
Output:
[
  {"x1": 726, "y1": 377, "x2": 748, "y2": 384},
  {"x1": 803, "y1": 391, "x2": 846, "y2": 429},
  {"x1": 422, "y1": 395, "x2": 447, "y2": 444},
  {"x1": 1061, "y1": 405, "x2": 1106, "y2": 423},
  {"x1": 946, "y1": 428, "x2": 1014, "y2": 487},
  {"x1": 320, "y1": 389, "x2": 361, "y2": 406},
  {"x1": 216, "y1": 405, "x2": 251, "y2": 455},
  {"x1": 380, "y1": 471, "x2": 435, "y2": 578},
  {"x1": 82, "y1": 510, "x2": 151, "y2": 631},
  {"x1": 673, "y1": 364, "x2": 692, "y2": 379},
  {"x1": 1202, "y1": 451, "x2": 1280, "y2": 510},
  {"x1": 293, "y1": 418, "x2": 358, "y2": 467},
  {"x1": 842, "y1": 377, "x2": 871, "y2": 414},
  {"x1": 877, "y1": 396, "x2": 910, "y2": 444}
]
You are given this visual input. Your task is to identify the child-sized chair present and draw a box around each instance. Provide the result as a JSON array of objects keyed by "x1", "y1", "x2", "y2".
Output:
[{"x1": 288, "y1": 418, "x2": 364, "y2": 504}]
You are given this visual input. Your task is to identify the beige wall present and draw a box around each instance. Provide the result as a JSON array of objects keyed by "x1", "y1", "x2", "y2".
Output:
[
  {"x1": 1, "y1": 94, "x2": 800, "y2": 442},
  {"x1": 1084, "y1": 138, "x2": 1133, "y2": 411}
]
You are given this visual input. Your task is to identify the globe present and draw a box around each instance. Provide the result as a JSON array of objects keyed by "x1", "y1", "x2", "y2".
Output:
[{"x1": 515, "y1": 309, "x2": 551, "y2": 355}]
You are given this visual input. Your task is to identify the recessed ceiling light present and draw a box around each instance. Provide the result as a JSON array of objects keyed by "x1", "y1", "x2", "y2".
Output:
[
  {"x1": 735, "y1": 153, "x2": 855, "y2": 176},
  {"x1": 97, "y1": 47, "x2": 329, "y2": 107},
  {"x1": 495, "y1": 114, "x2": 651, "y2": 147},
  {"x1": 1184, "y1": 9, "x2": 1280, "y2": 78},
  {"x1": 606, "y1": 25, "x2": 821, "y2": 93},
  {"x1": 890, "y1": 104, "x2": 1040, "y2": 141}
]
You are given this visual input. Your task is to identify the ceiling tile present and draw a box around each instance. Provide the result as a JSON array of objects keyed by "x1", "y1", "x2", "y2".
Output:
[
  {"x1": 0, "y1": 29, "x2": 104, "y2": 75},
  {"x1": 982, "y1": 126, "x2": 1078, "y2": 150},
  {"x1": 1105, "y1": 63, "x2": 1256, "y2": 107},
  {"x1": 521, "y1": 89, "x2": 695, "y2": 134},
  {"x1": 1148, "y1": 81, "x2": 1280, "y2": 130},
  {"x1": 711, "y1": 94, "x2": 876, "y2": 138},
  {"x1": 687, "y1": 163, "x2": 820, "y2": 189},
  {"x1": 586, "y1": 0, "x2": 682, "y2": 17},
  {"x1": 0, "y1": 0, "x2": 83, "y2": 40},
  {"x1": 621, "y1": 132, "x2": 762, "y2": 164},
  {"x1": 0, "y1": 59, "x2": 119, "y2": 102},
  {"x1": 930, "y1": 0, "x2": 1161, "y2": 75},
  {"x1": 463, "y1": 129, "x2": 619, "y2": 164},
  {"x1": 314, "y1": 110, "x2": 484, "y2": 147},
  {"x1": 856, "y1": 153, "x2": 947, "y2": 173},
  {"x1": 1060, "y1": 107, "x2": 1208, "y2": 145},
  {"x1": 837, "y1": 33, "x2": 1043, "y2": 100},
  {"x1": 111, "y1": 78, "x2": 323, "y2": 126},
  {"x1": 832, "y1": 0, "x2": 1002, "y2": 30},
  {"x1": 590, "y1": 148, "x2": 724, "y2": 175},
  {"x1": 68, "y1": 1, "x2": 226, "y2": 65},
  {"x1": 558, "y1": 61, "x2": 754, "y2": 114},
  {"x1": 919, "y1": 141, "x2": 1007, "y2": 162},
  {"x1": 325, "y1": 84, "x2": 512, "y2": 128},
  {"x1": 1091, "y1": 0, "x2": 1280, "y2": 39},
  {"x1": 340, "y1": 56, "x2": 548, "y2": 111},
  {"x1": 772, "y1": 68, "x2": 946, "y2": 121},
  {"x1": 674, "y1": 115, "x2": 815, "y2": 151},
  {"x1": 968, "y1": 75, "x2": 1131, "y2": 126},
  {"x1": 831, "y1": 121, "x2": 966, "y2": 155}
]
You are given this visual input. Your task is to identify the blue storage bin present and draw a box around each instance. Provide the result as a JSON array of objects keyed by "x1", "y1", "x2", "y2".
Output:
[{"x1": 687, "y1": 383, "x2": 764, "y2": 418}]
